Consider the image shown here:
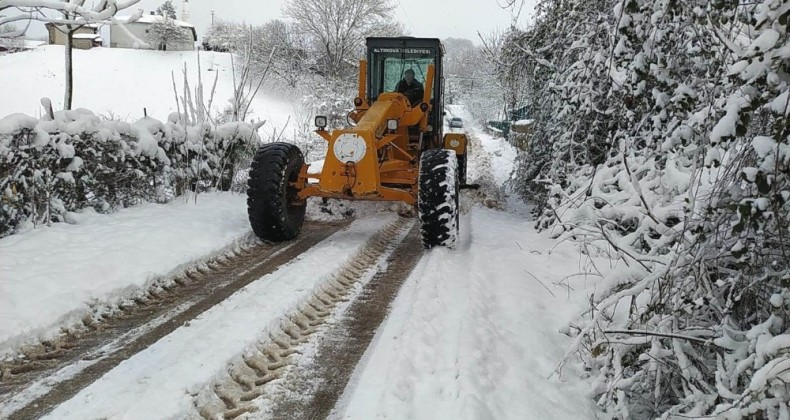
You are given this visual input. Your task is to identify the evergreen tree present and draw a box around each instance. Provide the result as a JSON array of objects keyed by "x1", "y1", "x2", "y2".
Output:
[
  {"x1": 155, "y1": 1, "x2": 178, "y2": 20},
  {"x1": 146, "y1": 16, "x2": 192, "y2": 51}
]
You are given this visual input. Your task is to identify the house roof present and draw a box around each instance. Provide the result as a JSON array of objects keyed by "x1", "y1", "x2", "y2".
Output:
[
  {"x1": 24, "y1": 40, "x2": 47, "y2": 48},
  {"x1": 73, "y1": 34, "x2": 102, "y2": 40},
  {"x1": 115, "y1": 15, "x2": 197, "y2": 41},
  {"x1": 45, "y1": 22, "x2": 101, "y2": 29},
  {"x1": 116, "y1": 15, "x2": 194, "y2": 28}
]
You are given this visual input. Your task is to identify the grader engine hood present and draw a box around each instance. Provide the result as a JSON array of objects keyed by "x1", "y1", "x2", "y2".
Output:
[
  {"x1": 321, "y1": 129, "x2": 380, "y2": 196},
  {"x1": 315, "y1": 86, "x2": 429, "y2": 199}
]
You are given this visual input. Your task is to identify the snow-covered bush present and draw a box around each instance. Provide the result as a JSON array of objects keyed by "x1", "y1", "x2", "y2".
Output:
[
  {"x1": 503, "y1": 0, "x2": 790, "y2": 417},
  {"x1": 0, "y1": 24, "x2": 25, "y2": 52},
  {"x1": 446, "y1": 37, "x2": 506, "y2": 125},
  {"x1": 146, "y1": 16, "x2": 192, "y2": 51},
  {"x1": 202, "y1": 19, "x2": 246, "y2": 52},
  {"x1": 300, "y1": 76, "x2": 356, "y2": 130},
  {"x1": 235, "y1": 20, "x2": 310, "y2": 89},
  {"x1": 0, "y1": 109, "x2": 261, "y2": 237},
  {"x1": 290, "y1": 105, "x2": 327, "y2": 162}
]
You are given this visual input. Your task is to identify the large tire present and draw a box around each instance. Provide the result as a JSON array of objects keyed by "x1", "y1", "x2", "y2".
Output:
[
  {"x1": 247, "y1": 142, "x2": 306, "y2": 241},
  {"x1": 418, "y1": 149, "x2": 460, "y2": 249}
]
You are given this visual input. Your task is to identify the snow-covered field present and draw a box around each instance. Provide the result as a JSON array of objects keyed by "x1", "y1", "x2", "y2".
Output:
[{"x1": 0, "y1": 46, "x2": 294, "y2": 137}]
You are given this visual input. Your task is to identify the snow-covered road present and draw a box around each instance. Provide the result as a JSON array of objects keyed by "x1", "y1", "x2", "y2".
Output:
[
  {"x1": 334, "y1": 208, "x2": 598, "y2": 420},
  {"x1": 1, "y1": 104, "x2": 601, "y2": 419},
  {"x1": 42, "y1": 216, "x2": 400, "y2": 420}
]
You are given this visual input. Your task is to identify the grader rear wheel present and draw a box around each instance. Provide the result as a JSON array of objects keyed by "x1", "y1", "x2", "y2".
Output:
[
  {"x1": 247, "y1": 142, "x2": 306, "y2": 242},
  {"x1": 418, "y1": 149, "x2": 460, "y2": 249}
]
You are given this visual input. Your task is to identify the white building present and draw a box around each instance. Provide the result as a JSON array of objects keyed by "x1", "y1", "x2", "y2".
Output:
[{"x1": 111, "y1": 14, "x2": 197, "y2": 51}]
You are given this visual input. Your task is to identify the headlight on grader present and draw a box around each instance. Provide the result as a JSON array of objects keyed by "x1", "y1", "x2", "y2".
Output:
[
  {"x1": 315, "y1": 116, "x2": 328, "y2": 130},
  {"x1": 387, "y1": 119, "x2": 398, "y2": 131}
]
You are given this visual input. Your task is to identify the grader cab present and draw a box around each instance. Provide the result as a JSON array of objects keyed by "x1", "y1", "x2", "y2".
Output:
[{"x1": 247, "y1": 37, "x2": 469, "y2": 249}]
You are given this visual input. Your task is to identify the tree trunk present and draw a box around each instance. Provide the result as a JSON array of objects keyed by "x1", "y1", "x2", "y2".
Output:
[{"x1": 64, "y1": 28, "x2": 74, "y2": 110}]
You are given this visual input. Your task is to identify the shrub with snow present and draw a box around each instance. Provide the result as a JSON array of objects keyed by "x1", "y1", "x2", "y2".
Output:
[
  {"x1": 0, "y1": 109, "x2": 260, "y2": 237},
  {"x1": 499, "y1": 0, "x2": 790, "y2": 417}
]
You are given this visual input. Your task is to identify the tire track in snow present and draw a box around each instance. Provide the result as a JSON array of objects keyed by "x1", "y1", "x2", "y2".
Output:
[
  {"x1": 1, "y1": 222, "x2": 346, "y2": 420},
  {"x1": 191, "y1": 217, "x2": 417, "y2": 419}
]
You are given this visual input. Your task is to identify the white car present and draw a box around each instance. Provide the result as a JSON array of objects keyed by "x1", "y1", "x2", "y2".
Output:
[{"x1": 449, "y1": 117, "x2": 463, "y2": 128}]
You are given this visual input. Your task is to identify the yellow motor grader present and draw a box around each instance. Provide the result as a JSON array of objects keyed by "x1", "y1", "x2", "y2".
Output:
[{"x1": 247, "y1": 37, "x2": 470, "y2": 249}]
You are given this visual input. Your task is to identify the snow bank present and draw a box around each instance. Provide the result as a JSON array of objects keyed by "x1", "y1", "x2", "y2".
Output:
[{"x1": 0, "y1": 192, "x2": 250, "y2": 355}]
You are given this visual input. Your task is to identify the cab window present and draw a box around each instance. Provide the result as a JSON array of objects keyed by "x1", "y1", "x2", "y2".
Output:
[{"x1": 369, "y1": 48, "x2": 435, "y2": 101}]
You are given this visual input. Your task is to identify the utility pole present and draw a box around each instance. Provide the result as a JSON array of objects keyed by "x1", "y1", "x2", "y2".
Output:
[{"x1": 210, "y1": 10, "x2": 215, "y2": 26}]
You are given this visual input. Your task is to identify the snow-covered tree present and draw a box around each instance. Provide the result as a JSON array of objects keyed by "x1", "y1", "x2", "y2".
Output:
[
  {"x1": 0, "y1": 24, "x2": 25, "y2": 52},
  {"x1": 236, "y1": 20, "x2": 310, "y2": 88},
  {"x1": 442, "y1": 36, "x2": 506, "y2": 124},
  {"x1": 261, "y1": 20, "x2": 309, "y2": 88},
  {"x1": 146, "y1": 16, "x2": 191, "y2": 51},
  {"x1": 0, "y1": 0, "x2": 145, "y2": 110},
  {"x1": 501, "y1": 0, "x2": 790, "y2": 418},
  {"x1": 283, "y1": 0, "x2": 404, "y2": 79},
  {"x1": 202, "y1": 19, "x2": 244, "y2": 52},
  {"x1": 154, "y1": 0, "x2": 176, "y2": 19}
]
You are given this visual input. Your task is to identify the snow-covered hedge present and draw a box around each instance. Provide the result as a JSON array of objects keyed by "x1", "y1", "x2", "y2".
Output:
[
  {"x1": 501, "y1": 0, "x2": 790, "y2": 418},
  {"x1": 0, "y1": 109, "x2": 261, "y2": 237}
]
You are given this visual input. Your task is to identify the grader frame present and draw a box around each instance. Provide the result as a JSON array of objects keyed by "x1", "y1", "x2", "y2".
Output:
[
  {"x1": 299, "y1": 37, "x2": 466, "y2": 205},
  {"x1": 247, "y1": 37, "x2": 469, "y2": 248}
]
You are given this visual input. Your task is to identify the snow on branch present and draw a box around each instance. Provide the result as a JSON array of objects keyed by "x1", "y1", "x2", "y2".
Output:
[
  {"x1": 511, "y1": 42, "x2": 557, "y2": 70},
  {"x1": 504, "y1": 0, "x2": 790, "y2": 417},
  {"x1": 0, "y1": 0, "x2": 141, "y2": 27}
]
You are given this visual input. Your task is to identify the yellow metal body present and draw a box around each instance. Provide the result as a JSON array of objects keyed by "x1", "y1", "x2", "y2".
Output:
[
  {"x1": 298, "y1": 61, "x2": 437, "y2": 205},
  {"x1": 443, "y1": 132, "x2": 468, "y2": 156}
]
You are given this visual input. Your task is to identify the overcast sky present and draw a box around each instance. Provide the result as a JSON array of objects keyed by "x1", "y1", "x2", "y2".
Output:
[{"x1": 11, "y1": 0, "x2": 535, "y2": 44}]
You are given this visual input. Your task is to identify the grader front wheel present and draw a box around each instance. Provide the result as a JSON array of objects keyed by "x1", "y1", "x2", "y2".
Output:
[
  {"x1": 247, "y1": 142, "x2": 306, "y2": 241},
  {"x1": 418, "y1": 149, "x2": 460, "y2": 249}
]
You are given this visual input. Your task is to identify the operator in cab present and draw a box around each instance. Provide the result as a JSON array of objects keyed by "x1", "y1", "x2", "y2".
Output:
[{"x1": 395, "y1": 69, "x2": 424, "y2": 106}]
